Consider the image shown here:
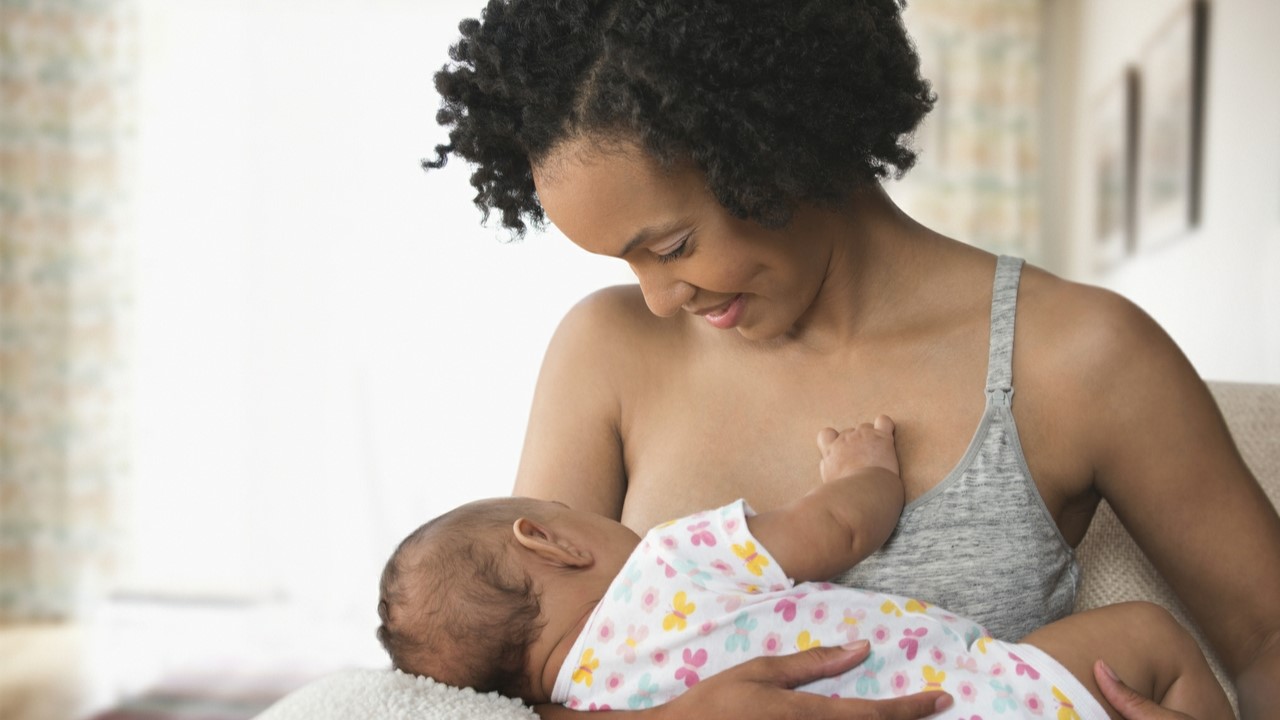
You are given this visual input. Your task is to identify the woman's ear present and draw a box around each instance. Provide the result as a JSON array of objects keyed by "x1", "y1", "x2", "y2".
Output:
[{"x1": 512, "y1": 517, "x2": 593, "y2": 568}]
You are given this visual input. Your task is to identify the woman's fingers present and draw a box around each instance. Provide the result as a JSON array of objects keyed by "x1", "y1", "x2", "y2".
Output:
[
  {"x1": 1094, "y1": 661, "x2": 1197, "y2": 719},
  {"x1": 741, "y1": 642, "x2": 873, "y2": 688},
  {"x1": 715, "y1": 645, "x2": 953, "y2": 718}
]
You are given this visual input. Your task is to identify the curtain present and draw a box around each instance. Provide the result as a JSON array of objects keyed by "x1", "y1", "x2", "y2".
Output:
[
  {"x1": 897, "y1": 0, "x2": 1043, "y2": 261},
  {"x1": 0, "y1": 0, "x2": 135, "y2": 621}
]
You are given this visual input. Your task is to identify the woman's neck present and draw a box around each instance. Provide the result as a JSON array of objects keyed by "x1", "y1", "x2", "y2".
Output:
[{"x1": 770, "y1": 186, "x2": 951, "y2": 353}]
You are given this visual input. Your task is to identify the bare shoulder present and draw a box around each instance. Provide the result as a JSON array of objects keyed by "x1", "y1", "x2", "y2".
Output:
[
  {"x1": 555, "y1": 284, "x2": 674, "y2": 346},
  {"x1": 1014, "y1": 265, "x2": 1196, "y2": 403}
]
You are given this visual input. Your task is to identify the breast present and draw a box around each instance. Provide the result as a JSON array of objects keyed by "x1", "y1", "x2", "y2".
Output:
[{"x1": 838, "y1": 409, "x2": 1080, "y2": 640}]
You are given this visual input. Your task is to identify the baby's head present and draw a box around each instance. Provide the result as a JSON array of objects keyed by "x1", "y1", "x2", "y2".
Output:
[{"x1": 376, "y1": 498, "x2": 546, "y2": 698}]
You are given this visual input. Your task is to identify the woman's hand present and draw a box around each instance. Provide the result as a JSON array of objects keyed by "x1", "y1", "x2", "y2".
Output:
[
  {"x1": 534, "y1": 641, "x2": 952, "y2": 720},
  {"x1": 1094, "y1": 661, "x2": 1199, "y2": 720},
  {"x1": 666, "y1": 641, "x2": 951, "y2": 720}
]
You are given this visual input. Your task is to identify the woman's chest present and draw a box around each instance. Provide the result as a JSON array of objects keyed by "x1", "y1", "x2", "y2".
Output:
[{"x1": 616, "y1": 348, "x2": 994, "y2": 532}]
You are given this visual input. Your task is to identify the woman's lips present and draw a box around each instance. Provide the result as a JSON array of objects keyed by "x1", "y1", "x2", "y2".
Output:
[{"x1": 701, "y1": 294, "x2": 745, "y2": 330}]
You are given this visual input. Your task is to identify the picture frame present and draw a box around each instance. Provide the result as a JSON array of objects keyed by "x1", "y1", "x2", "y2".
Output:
[
  {"x1": 1091, "y1": 69, "x2": 1139, "y2": 271},
  {"x1": 1134, "y1": 0, "x2": 1209, "y2": 251}
]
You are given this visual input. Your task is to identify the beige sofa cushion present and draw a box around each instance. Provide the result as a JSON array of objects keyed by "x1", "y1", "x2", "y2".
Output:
[{"x1": 1074, "y1": 380, "x2": 1280, "y2": 714}]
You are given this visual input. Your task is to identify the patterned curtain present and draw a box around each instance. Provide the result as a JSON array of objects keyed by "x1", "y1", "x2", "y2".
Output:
[
  {"x1": 895, "y1": 0, "x2": 1043, "y2": 261},
  {"x1": 0, "y1": 0, "x2": 134, "y2": 620}
]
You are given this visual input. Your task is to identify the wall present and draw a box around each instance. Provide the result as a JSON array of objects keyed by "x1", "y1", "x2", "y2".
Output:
[{"x1": 1061, "y1": 0, "x2": 1280, "y2": 382}]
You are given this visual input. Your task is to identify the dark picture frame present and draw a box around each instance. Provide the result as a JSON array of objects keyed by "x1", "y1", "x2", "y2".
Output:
[
  {"x1": 1135, "y1": 0, "x2": 1210, "y2": 251},
  {"x1": 1091, "y1": 69, "x2": 1140, "y2": 270}
]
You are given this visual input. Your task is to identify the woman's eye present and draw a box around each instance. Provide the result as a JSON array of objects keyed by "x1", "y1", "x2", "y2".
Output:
[{"x1": 656, "y1": 235, "x2": 690, "y2": 264}]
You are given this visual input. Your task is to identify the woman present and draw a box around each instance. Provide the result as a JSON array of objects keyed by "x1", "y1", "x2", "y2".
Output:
[{"x1": 426, "y1": 1, "x2": 1280, "y2": 718}]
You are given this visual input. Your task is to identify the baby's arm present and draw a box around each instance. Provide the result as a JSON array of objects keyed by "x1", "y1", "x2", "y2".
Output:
[{"x1": 746, "y1": 415, "x2": 904, "y2": 583}]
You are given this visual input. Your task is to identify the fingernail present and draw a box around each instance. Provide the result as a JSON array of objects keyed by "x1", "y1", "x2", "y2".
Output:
[
  {"x1": 1099, "y1": 660, "x2": 1120, "y2": 683},
  {"x1": 934, "y1": 694, "x2": 954, "y2": 712},
  {"x1": 841, "y1": 639, "x2": 870, "y2": 652}
]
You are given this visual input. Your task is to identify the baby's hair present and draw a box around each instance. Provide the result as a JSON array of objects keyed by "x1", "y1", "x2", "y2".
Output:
[
  {"x1": 425, "y1": 0, "x2": 935, "y2": 236},
  {"x1": 377, "y1": 501, "x2": 544, "y2": 698}
]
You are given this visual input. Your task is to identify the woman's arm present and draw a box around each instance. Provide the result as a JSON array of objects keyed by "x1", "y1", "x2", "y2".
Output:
[
  {"x1": 1035, "y1": 284, "x2": 1280, "y2": 718},
  {"x1": 534, "y1": 643, "x2": 952, "y2": 720},
  {"x1": 512, "y1": 288, "x2": 635, "y2": 518}
]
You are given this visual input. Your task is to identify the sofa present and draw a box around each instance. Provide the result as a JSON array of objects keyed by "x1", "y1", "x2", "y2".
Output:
[{"x1": 258, "y1": 381, "x2": 1279, "y2": 719}]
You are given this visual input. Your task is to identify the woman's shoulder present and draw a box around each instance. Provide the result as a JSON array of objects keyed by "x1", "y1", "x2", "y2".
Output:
[
  {"x1": 1016, "y1": 264, "x2": 1181, "y2": 380},
  {"x1": 556, "y1": 284, "x2": 678, "y2": 342},
  {"x1": 542, "y1": 284, "x2": 689, "y2": 376}
]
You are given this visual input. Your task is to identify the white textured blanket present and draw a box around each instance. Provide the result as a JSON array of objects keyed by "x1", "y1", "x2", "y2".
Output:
[{"x1": 256, "y1": 668, "x2": 539, "y2": 720}]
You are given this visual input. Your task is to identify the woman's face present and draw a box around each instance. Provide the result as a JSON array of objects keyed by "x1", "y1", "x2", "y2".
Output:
[{"x1": 532, "y1": 139, "x2": 833, "y2": 342}]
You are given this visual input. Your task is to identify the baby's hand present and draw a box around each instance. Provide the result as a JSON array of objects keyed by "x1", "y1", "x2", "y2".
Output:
[{"x1": 817, "y1": 415, "x2": 899, "y2": 482}]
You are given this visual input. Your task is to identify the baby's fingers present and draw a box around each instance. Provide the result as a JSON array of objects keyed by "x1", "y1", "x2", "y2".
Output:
[
  {"x1": 873, "y1": 414, "x2": 895, "y2": 435},
  {"x1": 817, "y1": 427, "x2": 839, "y2": 452}
]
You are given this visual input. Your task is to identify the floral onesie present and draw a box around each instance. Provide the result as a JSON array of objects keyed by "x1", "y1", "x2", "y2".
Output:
[{"x1": 551, "y1": 500, "x2": 1106, "y2": 718}]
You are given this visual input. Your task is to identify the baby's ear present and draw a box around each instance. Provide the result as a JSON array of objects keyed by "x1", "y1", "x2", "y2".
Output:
[{"x1": 512, "y1": 517, "x2": 593, "y2": 568}]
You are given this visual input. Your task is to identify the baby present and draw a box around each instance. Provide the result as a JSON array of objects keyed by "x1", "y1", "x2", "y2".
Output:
[{"x1": 376, "y1": 417, "x2": 1232, "y2": 719}]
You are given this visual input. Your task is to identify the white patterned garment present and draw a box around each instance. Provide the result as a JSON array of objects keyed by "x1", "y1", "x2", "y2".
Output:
[{"x1": 551, "y1": 500, "x2": 1105, "y2": 718}]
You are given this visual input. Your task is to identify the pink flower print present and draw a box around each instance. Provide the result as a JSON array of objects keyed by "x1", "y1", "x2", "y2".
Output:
[
  {"x1": 651, "y1": 649, "x2": 669, "y2": 667},
  {"x1": 597, "y1": 619, "x2": 616, "y2": 642},
  {"x1": 687, "y1": 520, "x2": 716, "y2": 547},
  {"x1": 1010, "y1": 651, "x2": 1041, "y2": 680},
  {"x1": 710, "y1": 559, "x2": 734, "y2": 576},
  {"x1": 840, "y1": 608, "x2": 866, "y2": 642},
  {"x1": 698, "y1": 620, "x2": 716, "y2": 636},
  {"x1": 956, "y1": 680, "x2": 977, "y2": 703},
  {"x1": 674, "y1": 647, "x2": 708, "y2": 688},
  {"x1": 716, "y1": 594, "x2": 742, "y2": 613},
  {"x1": 587, "y1": 703, "x2": 612, "y2": 711},
  {"x1": 566, "y1": 697, "x2": 582, "y2": 709},
  {"x1": 773, "y1": 594, "x2": 805, "y2": 622},
  {"x1": 724, "y1": 517, "x2": 739, "y2": 533},
  {"x1": 810, "y1": 602, "x2": 830, "y2": 624},
  {"x1": 871, "y1": 624, "x2": 892, "y2": 644},
  {"x1": 929, "y1": 647, "x2": 946, "y2": 665},
  {"x1": 990, "y1": 661, "x2": 1006, "y2": 677},
  {"x1": 604, "y1": 673, "x2": 626, "y2": 693},
  {"x1": 640, "y1": 587, "x2": 660, "y2": 612},
  {"x1": 1024, "y1": 691, "x2": 1045, "y2": 715},
  {"x1": 617, "y1": 625, "x2": 649, "y2": 663},
  {"x1": 762, "y1": 632, "x2": 783, "y2": 655},
  {"x1": 817, "y1": 582, "x2": 834, "y2": 591},
  {"x1": 890, "y1": 670, "x2": 911, "y2": 697},
  {"x1": 659, "y1": 535, "x2": 679, "y2": 551},
  {"x1": 898, "y1": 627, "x2": 927, "y2": 661}
]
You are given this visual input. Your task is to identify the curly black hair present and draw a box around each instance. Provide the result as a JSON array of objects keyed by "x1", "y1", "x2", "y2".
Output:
[{"x1": 426, "y1": 0, "x2": 935, "y2": 236}]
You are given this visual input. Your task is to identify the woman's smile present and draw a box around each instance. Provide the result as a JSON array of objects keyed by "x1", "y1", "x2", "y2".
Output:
[{"x1": 689, "y1": 293, "x2": 746, "y2": 330}]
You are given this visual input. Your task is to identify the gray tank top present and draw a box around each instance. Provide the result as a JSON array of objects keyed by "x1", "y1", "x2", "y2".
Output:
[{"x1": 836, "y1": 256, "x2": 1079, "y2": 641}]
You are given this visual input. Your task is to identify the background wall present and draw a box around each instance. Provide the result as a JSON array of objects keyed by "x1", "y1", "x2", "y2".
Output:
[{"x1": 1059, "y1": 0, "x2": 1280, "y2": 383}]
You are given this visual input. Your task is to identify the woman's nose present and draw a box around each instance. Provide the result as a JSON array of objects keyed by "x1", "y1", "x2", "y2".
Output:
[{"x1": 634, "y1": 267, "x2": 694, "y2": 318}]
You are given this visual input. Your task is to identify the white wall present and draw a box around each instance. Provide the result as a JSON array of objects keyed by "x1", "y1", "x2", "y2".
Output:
[
  {"x1": 1064, "y1": 0, "x2": 1280, "y2": 382},
  {"x1": 124, "y1": 0, "x2": 635, "y2": 669}
]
